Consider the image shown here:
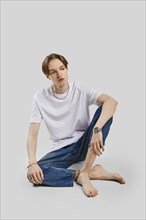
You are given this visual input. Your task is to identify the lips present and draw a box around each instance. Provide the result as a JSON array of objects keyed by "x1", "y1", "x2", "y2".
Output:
[{"x1": 58, "y1": 78, "x2": 64, "y2": 82}]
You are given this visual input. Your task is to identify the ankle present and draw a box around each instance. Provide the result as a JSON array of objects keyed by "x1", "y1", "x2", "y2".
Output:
[
  {"x1": 80, "y1": 169, "x2": 90, "y2": 175},
  {"x1": 74, "y1": 170, "x2": 80, "y2": 181}
]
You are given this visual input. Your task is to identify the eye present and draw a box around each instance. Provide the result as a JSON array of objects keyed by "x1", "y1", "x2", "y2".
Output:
[
  {"x1": 60, "y1": 67, "x2": 65, "y2": 70},
  {"x1": 50, "y1": 71, "x2": 55, "y2": 75}
]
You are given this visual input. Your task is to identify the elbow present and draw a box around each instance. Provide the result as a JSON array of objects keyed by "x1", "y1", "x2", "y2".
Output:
[
  {"x1": 110, "y1": 97, "x2": 118, "y2": 106},
  {"x1": 114, "y1": 99, "x2": 118, "y2": 106}
]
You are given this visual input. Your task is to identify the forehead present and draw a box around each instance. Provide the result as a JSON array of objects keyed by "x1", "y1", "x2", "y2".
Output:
[{"x1": 48, "y1": 58, "x2": 64, "y2": 70}]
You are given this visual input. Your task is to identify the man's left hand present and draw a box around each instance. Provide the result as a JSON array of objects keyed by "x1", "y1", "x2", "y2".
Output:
[{"x1": 90, "y1": 132, "x2": 104, "y2": 156}]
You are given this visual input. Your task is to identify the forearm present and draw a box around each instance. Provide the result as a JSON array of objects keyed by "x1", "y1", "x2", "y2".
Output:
[
  {"x1": 27, "y1": 133, "x2": 44, "y2": 185},
  {"x1": 27, "y1": 136, "x2": 38, "y2": 164},
  {"x1": 95, "y1": 98, "x2": 118, "y2": 128},
  {"x1": 27, "y1": 123, "x2": 40, "y2": 165}
]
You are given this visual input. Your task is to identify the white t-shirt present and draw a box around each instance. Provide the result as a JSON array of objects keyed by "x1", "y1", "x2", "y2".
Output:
[{"x1": 30, "y1": 81, "x2": 102, "y2": 151}]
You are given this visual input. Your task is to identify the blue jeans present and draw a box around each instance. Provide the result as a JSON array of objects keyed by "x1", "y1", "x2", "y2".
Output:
[{"x1": 37, "y1": 106, "x2": 113, "y2": 187}]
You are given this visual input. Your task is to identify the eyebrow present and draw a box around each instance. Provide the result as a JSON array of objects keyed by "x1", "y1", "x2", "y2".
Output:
[{"x1": 49, "y1": 65, "x2": 65, "y2": 72}]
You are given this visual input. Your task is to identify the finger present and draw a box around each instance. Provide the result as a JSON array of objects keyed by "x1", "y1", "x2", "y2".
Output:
[
  {"x1": 99, "y1": 139, "x2": 104, "y2": 150},
  {"x1": 40, "y1": 170, "x2": 44, "y2": 181},
  {"x1": 35, "y1": 173, "x2": 43, "y2": 184},
  {"x1": 96, "y1": 142, "x2": 103, "y2": 155},
  {"x1": 93, "y1": 144, "x2": 100, "y2": 156},
  {"x1": 91, "y1": 143, "x2": 97, "y2": 154},
  {"x1": 91, "y1": 143, "x2": 101, "y2": 156},
  {"x1": 99, "y1": 143, "x2": 104, "y2": 152},
  {"x1": 27, "y1": 175, "x2": 33, "y2": 183},
  {"x1": 100, "y1": 144, "x2": 105, "y2": 152},
  {"x1": 27, "y1": 173, "x2": 40, "y2": 185},
  {"x1": 90, "y1": 144, "x2": 96, "y2": 155},
  {"x1": 28, "y1": 175, "x2": 37, "y2": 184},
  {"x1": 36, "y1": 172, "x2": 43, "y2": 183},
  {"x1": 32, "y1": 173, "x2": 42, "y2": 184},
  {"x1": 32, "y1": 178, "x2": 39, "y2": 185}
]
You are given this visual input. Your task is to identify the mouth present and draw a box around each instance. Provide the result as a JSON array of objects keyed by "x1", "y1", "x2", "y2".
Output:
[{"x1": 58, "y1": 78, "x2": 64, "y2": 82}]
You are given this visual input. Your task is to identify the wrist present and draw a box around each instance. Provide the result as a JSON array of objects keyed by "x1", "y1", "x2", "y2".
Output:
[
  {"x1": 93, "y1": 126, "x2": 102, "y2": 134},
  {"x1": 27, "y1": 162, "x2": 38, "y2": 168},
  {"x1": 28, "y1": 159, "x2": 37, "y2": 165}
]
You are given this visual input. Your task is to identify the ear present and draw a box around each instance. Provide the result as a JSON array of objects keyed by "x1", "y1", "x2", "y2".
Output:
[{"x1": 46, "y1": 75, "x2": 51, "y2": 80}]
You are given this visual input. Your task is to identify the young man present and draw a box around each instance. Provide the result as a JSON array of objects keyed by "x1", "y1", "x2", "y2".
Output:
[{"x1": 27, "y1": 53, "x2": 125, "y2": 197}]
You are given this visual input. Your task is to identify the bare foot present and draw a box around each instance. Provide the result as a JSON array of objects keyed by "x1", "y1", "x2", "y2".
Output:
[
  {"x1": 89, "y1": 164, "x2": 126, "y2": 184},
  {"x1": 77, "y1": 172, "x2": 98, "y2": 197}
]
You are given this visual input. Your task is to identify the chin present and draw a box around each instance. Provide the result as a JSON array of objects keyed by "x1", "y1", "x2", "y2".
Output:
[
  {"x1": 57, "y1": 82, "x2": 65, "y2": 87},
  {"x1": 59, "y1": 80, "x2": 67, "y2": 85}
]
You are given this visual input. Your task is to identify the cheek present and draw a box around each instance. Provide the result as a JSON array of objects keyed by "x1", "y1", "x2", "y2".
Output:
[
  {"x1": 65, "y1": 70, "x2": 68, "y2": 75},
  {"x1": 48, "y1": 76, "x2": 55, "y2": 81}
]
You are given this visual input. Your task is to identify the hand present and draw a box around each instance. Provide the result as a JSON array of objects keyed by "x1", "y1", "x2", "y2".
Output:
[
  {"x1": 27, "y1": 163, "x2": 44, "y2": 185},
  {"x1": 90, "y1": 132, "x2": 104, "y2": 156}
]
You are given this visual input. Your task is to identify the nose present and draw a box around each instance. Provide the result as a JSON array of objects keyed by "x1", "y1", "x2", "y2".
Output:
[{"x1": 56, "y1": 71, "x2": 62, "y2": 78}]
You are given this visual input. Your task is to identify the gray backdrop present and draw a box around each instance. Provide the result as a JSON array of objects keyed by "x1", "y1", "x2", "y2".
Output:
[{"x1": 1, "y1": 1, "x2": 145, "y2": 220}]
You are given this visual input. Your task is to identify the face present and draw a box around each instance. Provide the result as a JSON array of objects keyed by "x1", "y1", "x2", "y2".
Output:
[{"x1": 48, "y1": 58, "x2": 68, "y2": 87}]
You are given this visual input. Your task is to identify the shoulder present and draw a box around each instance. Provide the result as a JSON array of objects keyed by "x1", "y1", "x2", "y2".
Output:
[
  {"x1": 33, "y1": 87, "x2": 49, "y2": 100},
  {"x1": 75, "y1": 81, "x2": 98, "y2": 95},
  {"x1": 72, "y1": 81, "x2": 87, "y2": 91}
]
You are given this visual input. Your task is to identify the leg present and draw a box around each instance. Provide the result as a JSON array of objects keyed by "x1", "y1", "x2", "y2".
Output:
[
  {"x1": 75, "y1": 106, "x2": 124, "y2": 197},
  {"x1": 75, "y1": 106, "x2": 113, "y2": 162},
  {"x1": 77, "y1": 148, "x2": 125, "y2": 197},
  {"x1": 77, "y1": 147, "x2": 97, "y2": 197},
  {"x1": 89, "y1": 164, "x2": 126, "y2": 184},
  {"x1": 34, "y1": 108, "x2": 112, "y2": 188},
  {"x1": 36, "y1": 144, "x2": 77, "y2": 187}
]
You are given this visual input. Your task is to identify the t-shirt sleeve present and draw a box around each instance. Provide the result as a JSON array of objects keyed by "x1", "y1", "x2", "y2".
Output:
[
  {"x1": 29, "y1": 98, "x2": 43, "y2": 123},
  {"x1": 84, "y1": 83, "x2": 103, "y2": 106}
]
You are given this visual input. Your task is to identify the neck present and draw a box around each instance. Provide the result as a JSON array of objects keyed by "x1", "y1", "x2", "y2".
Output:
[{"x1": 52, "y1": 82, "x2": 69, "y2": 94}]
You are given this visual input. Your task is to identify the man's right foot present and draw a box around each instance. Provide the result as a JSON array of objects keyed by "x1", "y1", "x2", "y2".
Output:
[{"x1": 77, "y1": 171, "x2": 98, "y2": 197}]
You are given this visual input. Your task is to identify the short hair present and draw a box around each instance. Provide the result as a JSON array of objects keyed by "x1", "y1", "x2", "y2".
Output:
[{"x1": 42, "y1": 53, "x2": 68, "y2": 76}]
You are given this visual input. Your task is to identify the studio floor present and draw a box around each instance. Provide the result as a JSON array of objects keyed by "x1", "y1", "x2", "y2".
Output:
[{"x1": 2, "y1": 149, "x2": 145, "y2": 220}]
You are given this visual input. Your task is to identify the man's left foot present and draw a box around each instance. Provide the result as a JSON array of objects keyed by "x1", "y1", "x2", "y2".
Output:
[{"x1": 89, "y1": 164, "x2": 126, "y2": 184}]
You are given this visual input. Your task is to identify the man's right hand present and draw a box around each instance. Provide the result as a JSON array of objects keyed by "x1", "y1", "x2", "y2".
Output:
[{"x1": 27, "y1": 163, "x2": 44, "y2": 185}]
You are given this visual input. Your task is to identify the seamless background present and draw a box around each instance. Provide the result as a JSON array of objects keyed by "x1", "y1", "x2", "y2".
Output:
[{"x1": 1, "y1": 1, "x2": 145, "y2": 220}]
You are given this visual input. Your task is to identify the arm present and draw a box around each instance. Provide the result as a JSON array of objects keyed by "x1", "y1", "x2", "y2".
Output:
[
  {"x1": 96, "y1": 93, "x2": 118, "y2": 128},
  {"x1": 27, "y1": 123, "x2": 44, "y2": 184},
  {"x1": 90, "y1": 93, "x2": 118, "y2": 155},
  {"x1": 27, "y1": 123, "x2": 40, "y2": 164}
]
